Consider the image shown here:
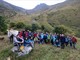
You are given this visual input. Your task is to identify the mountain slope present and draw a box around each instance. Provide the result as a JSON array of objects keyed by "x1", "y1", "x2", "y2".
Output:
[
  {"x1": 0, "y1": 37, "x2": 80, "y2": 60},
  {"x1": 27, "y1": 3, "x2": 49, "y2": 14},
  {"x1": 0, "y1": 0, "x2": 80, "y2": 36},
  {"x1": 0, "y1": 0, "x2": 16, "y2": 17},
  {"x1": 32, "y1": 0, "x2": 80, "y2": 36},
  {"x1": 0, "y1": 0, "x2": 28, "y2": 17},
  {"x1": 46, "y1": 0, "x2": 80, "y2": 27},
  {"x1": 48, "y1": 0, "x2": 80, "y2": 11}
]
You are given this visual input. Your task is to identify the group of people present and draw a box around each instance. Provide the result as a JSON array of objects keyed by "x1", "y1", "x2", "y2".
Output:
[
  {"x1": 8, "y1": 29, "x2": 77, "y2": 50},
  {"x1": 37, "y1": 32, "x2": 77, "y2": 49},
  {"x1": 8, "y1": 29, "x2": 34, "y2": 52}
]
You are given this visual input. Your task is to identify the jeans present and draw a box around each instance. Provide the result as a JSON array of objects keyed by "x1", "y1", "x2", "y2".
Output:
[
  {"x1": 61, "y1": 43, "x2": 65, "y2": 49},
  {"x1": 72, "y1": 42, "x2": 76, "y2": 49}
]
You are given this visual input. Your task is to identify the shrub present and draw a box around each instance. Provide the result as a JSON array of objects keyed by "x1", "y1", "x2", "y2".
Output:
[
  {"x1": 25, "y1": 25, "x2": 32, "y2": 31},
  {"x1": 15, "y1": 22, "x2": 26, "y2": 29},
  {"x1": 31, "y1": 23, "x2": 40, "y2": 32},
  {"x1": 53, "y1": 25, "x2": 67, "y2": 34},
  {"x1": 0, "y1": 16, "x2": 7, "y2": 32},
  {"x1": 41, "y1": 25, "x2": 45, "y2": 31},
  {"x1": 9, "y1": 22, "x2": 16, "y2": 28}
]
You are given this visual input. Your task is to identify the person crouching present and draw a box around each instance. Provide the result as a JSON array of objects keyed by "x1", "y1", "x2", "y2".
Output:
[{"x1": 13, "y1": 35, "x2": 24, "y2": 52}]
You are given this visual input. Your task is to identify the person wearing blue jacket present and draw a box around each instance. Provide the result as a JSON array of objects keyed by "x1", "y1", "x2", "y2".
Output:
[
  {"x1": 24, "y1": 36, "x2": 34, "y2": 48},
  {"x1": 51, "y1": 34, "x2": 56, "y2": 45},
  {"x1": 65, "y1": 35, "x2": 69, "y2": 46},
  {"x1": 43, "y1": 34, "x2": 48, "y2": 44},
  {"x1": 39, "y1": 33, "x2": 44, "y2": 44}
]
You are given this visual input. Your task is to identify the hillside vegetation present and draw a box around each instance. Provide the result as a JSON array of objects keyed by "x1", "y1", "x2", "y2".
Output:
[
  {"x1": 0, "y1": 0, "x2": 80, "y2": 36},
  {"x1": 0, "y1": 36, "x2": 80, "y2": 60},
  {"x1": 0, "y1": 0, "x2": 80, "y2": 60},
  {"x1": 33, "y1": 0, "x2": 80, "y2": 36}
]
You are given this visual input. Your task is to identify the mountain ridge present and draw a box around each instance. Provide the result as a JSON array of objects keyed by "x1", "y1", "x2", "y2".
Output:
[
  {"x1": 0, "y1": 0, "x2": 80, "y2": 36},
  {"x1": 27, "y1": 3, "x2": 49, "y2": 14},
  {"x1": 0, "y1": 0, "x2": 28, "y2": 17}
]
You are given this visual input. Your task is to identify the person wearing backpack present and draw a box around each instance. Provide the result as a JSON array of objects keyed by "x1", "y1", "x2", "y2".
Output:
[
  {"x1": 40, "y1": 33, "x2": 44, "y2": 44},
  {"x1": 47, "y1": 33, "x2": 51, "y2": 44},
  {"x1": 65, "y1": 35, "x2": 69, "y2": 46},
  {"x1": 51, "y1": 34, "x2": 56, "y2": 45},
  {"x1": 55, "y1": 34, "x2": 60, "y2": 47},
  {"x1": 71, "y1": 36, "x2": 77, "y2": 49},
  {"x1": 43, "y1": 34, "x2": 48, "y2": 44},
  {"x1": 60, "y1": 34, "x2": 66, "y2": 49}
]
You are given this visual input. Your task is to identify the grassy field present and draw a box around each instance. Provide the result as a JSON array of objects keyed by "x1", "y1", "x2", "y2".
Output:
[{"x1": 0, "y1": 36, "x2": 80, "y2": 60}]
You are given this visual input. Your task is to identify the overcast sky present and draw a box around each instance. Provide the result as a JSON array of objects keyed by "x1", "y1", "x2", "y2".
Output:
[{"x1": 4, "y1": 0, "x2": 66, "y2": 9}]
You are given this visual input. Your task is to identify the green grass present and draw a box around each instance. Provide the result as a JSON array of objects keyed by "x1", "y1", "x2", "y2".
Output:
[{"x1": 0, "y1": 38, "x2": 80, "y2": 60}]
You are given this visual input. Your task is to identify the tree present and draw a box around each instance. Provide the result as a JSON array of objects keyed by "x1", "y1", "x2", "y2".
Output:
[
  {"x1": 41, "y1": 25, "x2": 45, "y2": 31},
  {"x1": 15, "y1": 22, "x2": 26, "y2": 29},
  {"x1": 31, "y1": 23, "x2": 39, "y2": 32},
  {"x1": 25, "y1": 25, "x2": 32, "y2": 31},
  {"x1": 54, "y1": 25, "x2": 67, "y2": 34},
  {"x1": 9, "y1": 22, "x2": 16, "y2": 28},
  {"x1": 0, "y1": 16, "x2": 7, "y2": 32}
]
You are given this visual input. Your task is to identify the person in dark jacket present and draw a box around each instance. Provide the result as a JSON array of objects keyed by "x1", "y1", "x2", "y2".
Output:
[
  {"x1": 55, "y1": 34, "x2": 60, "y2": 47},
  {"x1": 43, "y1": 34, "x2": 48, "y2": 44},
  {"x1": 60, "y1": 34, "x2": 66, "y2": 49},
  {"x1": 22, "y1": 31, "x2": 26, "y2": 40}
]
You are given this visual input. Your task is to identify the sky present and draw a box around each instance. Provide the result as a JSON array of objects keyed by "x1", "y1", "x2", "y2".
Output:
[{"x1": 4, "y1": 0, "x2": 66, "y2": 9}]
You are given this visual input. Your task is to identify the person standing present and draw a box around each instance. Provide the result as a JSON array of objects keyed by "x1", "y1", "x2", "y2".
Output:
[
  {"x1": 65, "y1": 35, "x2": 69, "y2": 46},
  {"x1": 7, "y1": 28, "x2": 14, "y2": 43},
  {"x1": 43, "y1": 34, "x2": 48, "y2": 44},
  {"x1": 71, "y1": 35, "x2": 77, "y2": 49},
  {"x1": 39, "y1": 32, "x2": 44, "y2": 44},
  {"x1": 60, "y1": 34, "x2": 66, "y2": 49},
  {"x1": 55, "y1": 34, "x2": 60, "y2": 47}
]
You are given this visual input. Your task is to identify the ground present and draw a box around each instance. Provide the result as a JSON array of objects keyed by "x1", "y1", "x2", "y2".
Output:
[{"x1": 0, "y1": 36, "x2": 80, "y2": 60}]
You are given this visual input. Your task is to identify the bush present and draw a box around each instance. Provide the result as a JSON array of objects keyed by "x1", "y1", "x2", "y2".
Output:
[
  {"x1": 53, "y1": 25, "x2": 67, "y2": 34},
  {"x1": 25, "y1": 25, "x2": 32, "y2": 31},
  {"x1": 9, "y1": 22, "x2": 16, "y2": 28},
  {"x1": 15, "y1": 22, "x2": 26, "y2": 29},
  {"x1": 0, "y1": 16, "x2": 7, "y2": 32},
  {"x1": 41, "y1": 25, "x2": 45, "y2": 31},
  {"x1": 31, "y1": 23, "x2": 40, "y2": 32}
]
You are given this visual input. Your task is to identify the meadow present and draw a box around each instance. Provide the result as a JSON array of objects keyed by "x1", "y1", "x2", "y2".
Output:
[{"x1": 0, "y1": 36, "x2": 80, "y2": 60}]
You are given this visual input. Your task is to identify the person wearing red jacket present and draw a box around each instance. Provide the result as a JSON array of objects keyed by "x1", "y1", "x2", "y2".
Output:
[
  {"x1": 71, "y1": 36, "x2": 77, "y2": 49},
  {"x1": 18, "y1": 31, "x2": 23, "y2": 38}
]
